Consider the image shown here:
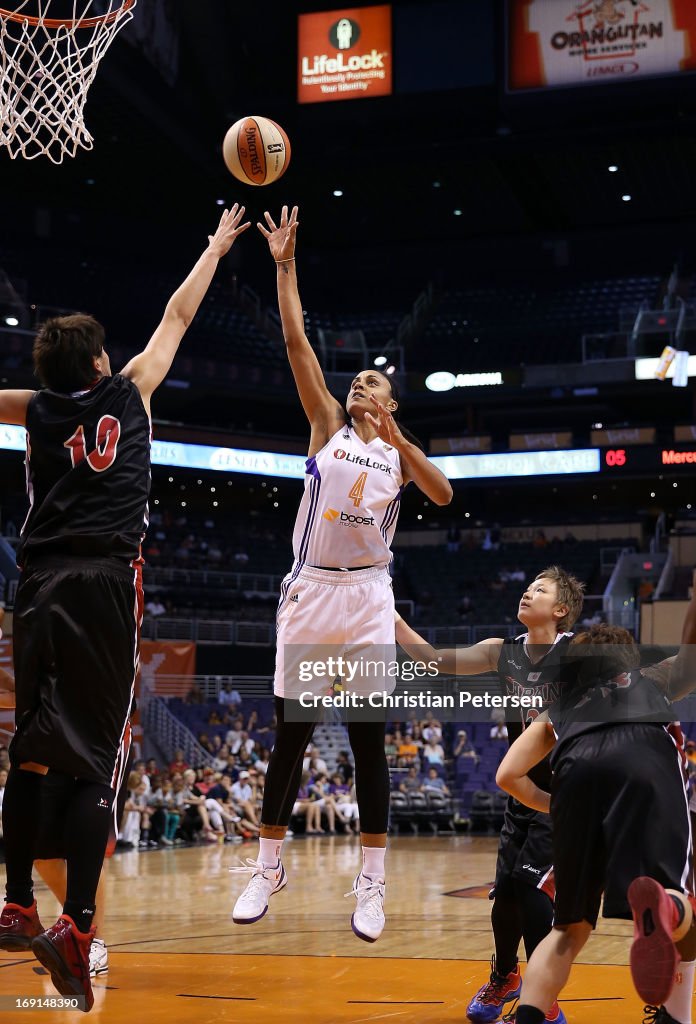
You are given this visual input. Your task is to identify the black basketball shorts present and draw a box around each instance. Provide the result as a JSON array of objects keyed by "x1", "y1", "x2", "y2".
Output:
[
  {"x1": 551, "y1": 723, "x2": 690, "y2": 927},
  {"x1": 11, "y1": 556, "x2": 142, "y2": 788},
  {"x1": 494, "y1": 797, "x2": 555, "y2": 898}
]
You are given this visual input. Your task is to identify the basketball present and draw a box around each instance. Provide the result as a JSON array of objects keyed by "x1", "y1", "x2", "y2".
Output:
[{"x1": 222, "y1": 115, "x2": 291, "y2": 187}]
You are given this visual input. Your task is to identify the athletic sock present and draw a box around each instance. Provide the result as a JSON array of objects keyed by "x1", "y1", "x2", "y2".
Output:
[
  {"x1": 362, "y1": 845, "x2": 386, "y2": 879},
  {"x1": 516, "y1": 1006, "x2": 545, "y2": 1024},
  {"x1": 664, "y1": 959, "x2": 695, "y2": 1024},
  {"x1": 63, "y1": 779, "x2": 114, "y2": 935},
  {"x1": 259, "y1": 837, "x2": 283, "y2": 869},
  {"x1": 2, "y1": 767, "x2": 45, "y2": 907}
]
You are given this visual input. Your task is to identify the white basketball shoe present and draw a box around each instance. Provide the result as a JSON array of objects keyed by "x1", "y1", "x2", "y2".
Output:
[
  {"x1": 345, "y1": 872, "x2": 385, "y2": 942},
  {"x1": 231, "y1": 859, "x2": 287, "y2": 924}
]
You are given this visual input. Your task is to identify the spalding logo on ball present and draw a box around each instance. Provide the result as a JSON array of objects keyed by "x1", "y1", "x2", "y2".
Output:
[{"x1": 223, "y1": 116, "x2": 291, "y2": 186}]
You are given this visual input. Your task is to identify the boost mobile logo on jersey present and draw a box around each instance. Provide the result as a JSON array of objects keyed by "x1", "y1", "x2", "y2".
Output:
[
  {"x1": 333, "y1": 449, "x2": 392, "y2": 474},
  {"x1": 324, "y1": 507, "x2": 375, "y2": 527}
]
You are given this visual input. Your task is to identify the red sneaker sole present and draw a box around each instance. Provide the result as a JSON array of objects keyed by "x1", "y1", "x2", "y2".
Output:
[
  {"x1": 31, "y1": 934, "x2": 94, "y2": 1013},
  {"x1": 628, "y1": 877, "x2": 679, "y2": 1007}
]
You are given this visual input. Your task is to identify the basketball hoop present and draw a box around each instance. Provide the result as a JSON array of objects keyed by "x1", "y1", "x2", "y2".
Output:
[{"x1": 0, "y1": 0, "x2": 137, "y2": 163}]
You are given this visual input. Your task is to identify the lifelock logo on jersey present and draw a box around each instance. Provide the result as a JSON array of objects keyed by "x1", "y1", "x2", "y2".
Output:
[
  {"x1": 301, "y1": 50, "x2": 386, "y2": 75},
  {"x1": 333, "y1": 449, "x2": 392, "y2": 474}
]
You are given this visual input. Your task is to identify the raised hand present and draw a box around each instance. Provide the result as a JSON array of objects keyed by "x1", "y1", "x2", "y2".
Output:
[
  {"x1": 364, "y1": 395, "x2": 405, "y2": 448},
  {"x1": 257, "y1": 205, "x2": 299, "y2": 262},
  {"x1": 207, "y1": 203, "x2": 251, "y2": 258}
]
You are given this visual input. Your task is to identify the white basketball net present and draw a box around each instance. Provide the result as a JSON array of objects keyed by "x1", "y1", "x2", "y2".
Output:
[{"x1": 0, "y1": 0, "x2": 136, "y2": 163}]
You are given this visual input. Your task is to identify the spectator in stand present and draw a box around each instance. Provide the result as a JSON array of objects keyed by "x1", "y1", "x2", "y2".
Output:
[
  {"x1": 180, "y1": 769, "x2": 220, "y2": 842},
  {"x1": 230, "y1": 730, "x2": 255, "y2": 758},
  {"x1": 309, "y1": 773, "x2": 337, "y2": 833},
  {"x1": 686, "y1": 740, "x2": 696, "y2": 767},
  {"x1": 446, "y1": 525, "x2": 461, "y2": 553},
  {"x1": 384, "y1": 734, "x2": 398, "y2": 769},
  {"x1": 0, "y1": 745, "x2": 9, "y2": 772},
  {"x1": 490, "y1": 722, "x2": 509, "y2": 741},
  {"x1": 335, "y1": 751, "x2": 353, "y2": 784},
  {"x1": 291, "y1": 772, "x2": 320, "y2": 833},
  {"x1": 198, "y1": 733, "x2": 214, "y2": 754},
  {"x1": 397, "y1": 736, "x2": 419, "y2": 768},
  {"x1": 133, "y1": 759, "x2": 151, "y2": 795},
  {"x1": 225, "y1": 716, "x2": 244, "y2": 749},
  {"x1": 231, "y1": 771, "x2": 259, "y2": 826},
  {"x1": 122, "y1": 774, "x2": 154, "y2": 849},
  {"x1": 144, "y1": 597, "x2": 166, "y2": 618},
  {"x1": 303, "y1": 745, "x2": 328, "y2": 776},
  {"x1": 145, "y1": 758, "x2": 158, "y2": 776},
  {"x1": 212, "y1": 744, "x2": 231, "y2": 772},
  {"x1": 399, "y1": 766, "x2": 422, "y2": 795},
  {"x1": 330, "y1": 773, "x2": 360, "y2": 833},
  {"x1": 234, "y1": 549, "x2": 249, "y2": 565},
  {"x1": 533, "y1": 529, "x2": 548, "y2": 549},
  {"x1": 185, "y1": 683, "x2": 204, "y2": 705},
  {"x1": 255, "y1": 748, "x2": 271, "y2": 776},
  {"x1": 158, "y1": 778, "x2": 180, "y2": 845},
  {"x1": 219, "y1": 684, "x2": 242, "y2": 709},
  {"x1": 454, "y1": 730, "x2": 480, "y2": 765},
  {"x1": 422, "y1": 737, "x2": 445, "y2": 766},
  {"x1": 421, "y1": 712, "x2": 442, "y2": 744},
  {"x1": 422, "y1": 767, "x2": 450, "y2": 796},
  {"x1": 208, "y1": 710, "x2": 223, "y2": 726},
  {"x1": 145, "y1": 775, "x2": 167, "y2": 844}
]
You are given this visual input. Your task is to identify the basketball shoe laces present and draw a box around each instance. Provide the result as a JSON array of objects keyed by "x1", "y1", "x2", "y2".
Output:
[
  {"x1": 343, "y1": 875, "x2": 384, "y2": 922},
  {"x1": 229, "y1": 857, "x2": 281, "y2": 892},
  {"x1": 483, "y1": 956, "x2": 516, "y2": 1004}
]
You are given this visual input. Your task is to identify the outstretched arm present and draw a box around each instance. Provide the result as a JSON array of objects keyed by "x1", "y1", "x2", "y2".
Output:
[
  {"x1": 395, "y1": 612, "x2": 502, "y2": 675},
  {"x1": 121, "y1": 205, "x2": 250, "y2": 410},
  {"x1": 365, "y1": 397, "x2": 452, "y2": 505},
  {"x1": 258, "y1": 206, "x2": 344, "y2": 455},
  {"x1": 496, "y1": 717, "x2": 555, "y2": 813},
  {"x1": 661, "y1": 569, "x2": 696, "y2": 701},
  {"x1": 0, "y1": 390, "x2": 33, "y2": 426}
]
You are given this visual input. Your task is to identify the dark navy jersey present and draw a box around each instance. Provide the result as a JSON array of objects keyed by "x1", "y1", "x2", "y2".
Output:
[
  {"x1": 18, "y1": 374, "x2": 150, "y2": 565},
  {"x1": 548, "y1": 665, "x2": 673, "y2": 767},
  {"x1": 497, "y1": 632, "x2": 573, "y2": 792}
]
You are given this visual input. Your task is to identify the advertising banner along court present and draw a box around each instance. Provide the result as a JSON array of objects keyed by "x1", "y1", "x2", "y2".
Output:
[
  {"x1": 298, "y1": 5, "x2": 392, "y2": 103},
  {"x1": 509, "y1": 0, "x2": 696, "y2": 90}
]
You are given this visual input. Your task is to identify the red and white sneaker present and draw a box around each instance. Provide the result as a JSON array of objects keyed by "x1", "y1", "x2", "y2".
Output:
[
  {"x1": 31, "y1": 915, "x2": 94, "y2": 1013},
  {"x1": 628, "y1": 877, "x2": 680, "y2": 1008},
  {"x1": 0, "y1": 901, "x2": 44, "y2": 951}
]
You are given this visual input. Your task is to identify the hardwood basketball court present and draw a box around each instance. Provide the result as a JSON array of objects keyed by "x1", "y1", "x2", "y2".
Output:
[{"x1": 0, "y1": 836, "x2": 672, "y2": 1022}]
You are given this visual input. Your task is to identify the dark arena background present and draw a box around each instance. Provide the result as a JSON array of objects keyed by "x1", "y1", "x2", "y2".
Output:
[{"x1": 1, "y1": 1, "x2": 696, "y2": 1022}]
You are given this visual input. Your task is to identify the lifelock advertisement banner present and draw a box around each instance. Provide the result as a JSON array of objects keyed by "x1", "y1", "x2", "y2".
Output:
[{"x1": 297, "y1": 5, "x2": 393, "y2": 104}]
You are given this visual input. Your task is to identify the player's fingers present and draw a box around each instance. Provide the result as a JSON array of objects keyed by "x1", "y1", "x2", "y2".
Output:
[
  {"x1": 234, "y1": 221, "x2": 252, "y2": 235},
  {"x1": 264, "y1": 211, "x2": 278, "y2": 231},
  {"x1": 280, "y1": 205, "x2": 288, "y2": 226},
  {"x1": 257, "y1": 222, "x2": 272, "y2": 238},
  {"x1": 290, "y1": 205, "x2": 299, "y2": 224}
]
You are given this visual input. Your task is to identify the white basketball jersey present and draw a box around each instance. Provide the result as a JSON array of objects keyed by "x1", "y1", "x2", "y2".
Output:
[{"x1": 290, "y1": 425, "x2": 403, "y2": 570}]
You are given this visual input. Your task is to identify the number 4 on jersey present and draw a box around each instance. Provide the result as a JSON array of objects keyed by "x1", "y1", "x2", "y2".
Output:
[
  {"x1": 348, "y1": 471, "x2": 368, "y2": 508},
  {"x1": 64, "y1": 416, "x2": 121, "y2": 472}
]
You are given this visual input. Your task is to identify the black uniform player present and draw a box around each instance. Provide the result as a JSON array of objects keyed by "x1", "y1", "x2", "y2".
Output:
[
  {"x1": 0, "y1": 204, "x2": 250, "y2": 1011},
  {"x1": 396, "y1": 565, "x2": 585, "y2": 1024},
  {"x1": 496, "y1": 603, "x2": 696, "y2": 1024}
]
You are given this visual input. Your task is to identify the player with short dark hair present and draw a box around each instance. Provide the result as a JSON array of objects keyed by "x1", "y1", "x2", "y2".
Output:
[
  {"x1": 0, "y1": 204, "x2": 250, "y2": 1011},
  {"x1": 397, "y1": 565, "x2": 586, "y2": 1024},
  {"x1": 496, "y1": 585, "x2": 696, "y2": 1024}
]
